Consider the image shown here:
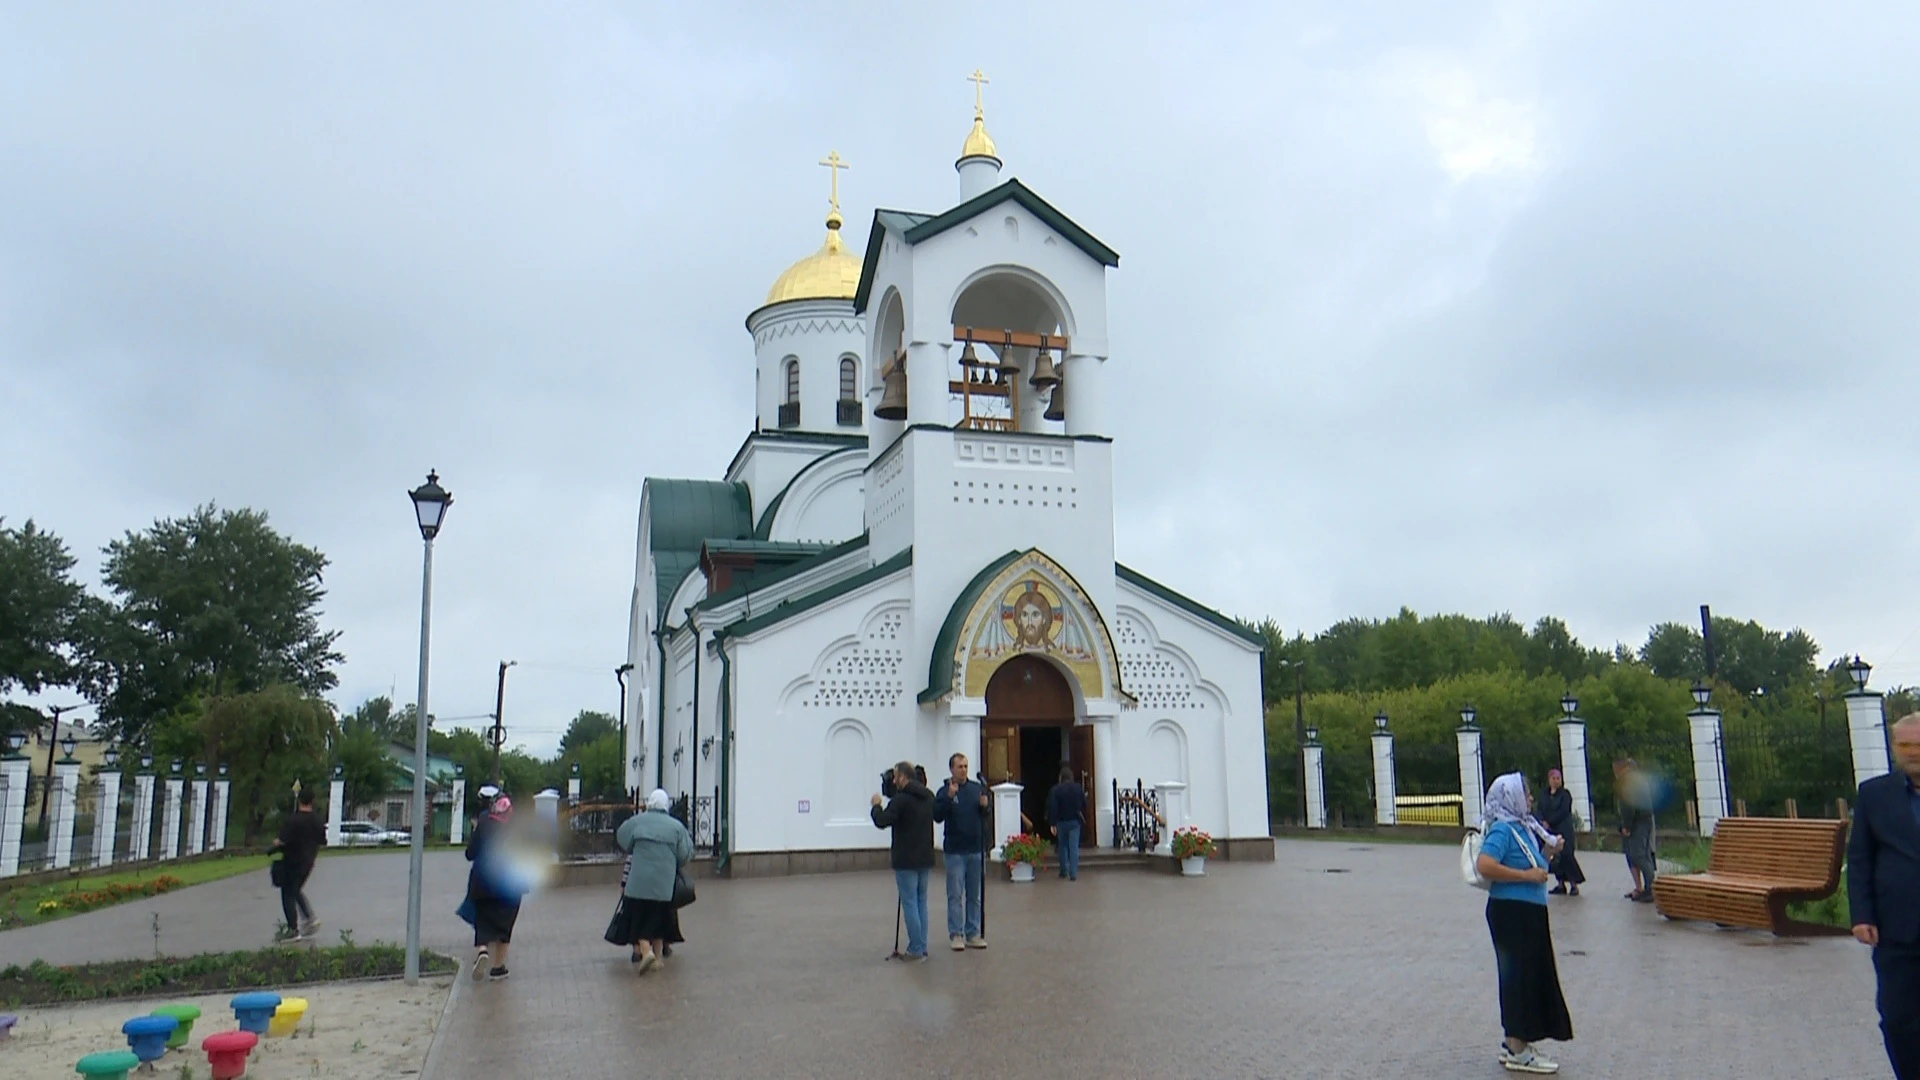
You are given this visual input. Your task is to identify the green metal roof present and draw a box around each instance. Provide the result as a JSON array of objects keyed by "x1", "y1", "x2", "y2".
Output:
[
  {"x1": 644, "y1": 478, "x2": 754, "y2": 621},
  {"x1": 918, "y1": 550, "x2": 1027, "y2": 703},
  {"x1": 714, "y1": 546, "x2": 911, "y2": 641},
  {"x1": 694, "y1": 534, "x2": 871, "y2": 616},
  {"x1": 1115, "y1": 563, "x2": 1266, "y2": 647},
  {"x1": 854, "y1": 181, "x2": 1120, "y2": 314}
]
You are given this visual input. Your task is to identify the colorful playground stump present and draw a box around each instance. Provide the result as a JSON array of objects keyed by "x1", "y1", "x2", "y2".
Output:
[
  {"x1": 266, "y1": 996, "x2": 308, "y2": 1038},
  {"x1": 201, "y1": 1030, "x2": 260, "y2": 1080},
  {"x1": 74, "y1": 1049, "x2": 141, "y2": 1079},
  {"x1": 152, "y1": 1004, "x2": 202, "y2": 1050},
  {"x1": 0, "y1": 1012, "x2": 16, "y2": 1039},
  {"x1": 120, "y1": 1014, "x2": 178, "y2": 1066},
  {"x1": 228, "y1": 991, "x2": 282, "y2": 1035}
]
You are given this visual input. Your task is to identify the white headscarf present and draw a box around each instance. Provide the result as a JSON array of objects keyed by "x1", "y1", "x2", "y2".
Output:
[
  {"x1": 646, "y1": 788, "x2": 671, "y2": 812},
  {"x1": 1483, "y1": 772, "x2": 1556, "y2": 844}
]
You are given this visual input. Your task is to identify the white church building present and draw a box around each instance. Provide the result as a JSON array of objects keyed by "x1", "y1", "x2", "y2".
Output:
[{"x1": 623, "y1": 83, "x2": 1271, "y2": 875}]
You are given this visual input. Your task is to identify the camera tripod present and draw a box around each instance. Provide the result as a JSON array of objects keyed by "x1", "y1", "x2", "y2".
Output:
[{"x1": 885, "y1": 849, "x2": 989, "y2": 960}]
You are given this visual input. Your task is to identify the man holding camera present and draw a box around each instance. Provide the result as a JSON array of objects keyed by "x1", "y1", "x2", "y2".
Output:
[
  {"x1": 933, "y1": 752, "x2": 992, "y2": 951},
  {"x1": 871, "y1": 760, "x2": 935, "y2": 961}
]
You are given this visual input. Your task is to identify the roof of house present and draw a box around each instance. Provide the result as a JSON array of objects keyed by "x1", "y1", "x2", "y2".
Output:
[{"x1": 643, "y1": 478, "x2": 755, "y2": 622}]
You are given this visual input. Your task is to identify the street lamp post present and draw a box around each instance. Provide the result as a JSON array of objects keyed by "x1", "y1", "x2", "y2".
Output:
[
  {"x1": 405, "y1": 469, "x2": 453, "y2": 984},
  {"x1": 37, "y1": 704, "x2": 81, "y2": 827}
]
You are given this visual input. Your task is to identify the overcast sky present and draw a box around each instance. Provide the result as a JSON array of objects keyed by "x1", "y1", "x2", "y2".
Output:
[{"x1": 5, "y1": 3, "x2": 1918, "y2": 756}]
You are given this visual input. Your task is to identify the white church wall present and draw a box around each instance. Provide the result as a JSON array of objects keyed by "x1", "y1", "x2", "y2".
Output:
[
  {"x1": 747, "y1": 298, "x2": 865, "y2": 438},
  {"x1": 663, "y1": 567, "x2": 707, "y2": 632},
  {"x1": 661, "y1": 632, "x2": 697, "y2": 796},
  {"x1": 764, "y1": 447, "x2": 865, "y2": 544},
  {"x1": 726, "y1": 436, "x2": 849, "y2": 522},
  {"x1": 728, "y1": 583, "x2": 912, "y2": 855},
  {"x1": 903, "y1": 202, "x2": 1112, "y2": 364}
]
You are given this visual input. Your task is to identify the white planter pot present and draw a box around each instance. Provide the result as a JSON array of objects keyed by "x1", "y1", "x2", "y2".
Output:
[
  {"x1": 1180, "y1": 855, "x2": 1207, "y2": 877},
  {"x1": 1009, "y1": 861, "x2": 1036, "y2": 883}
]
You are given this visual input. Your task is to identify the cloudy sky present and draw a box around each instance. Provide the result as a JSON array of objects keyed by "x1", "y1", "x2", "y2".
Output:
[{"x1": 5, "y1": 3, "x2": 1918, "y2": 755}]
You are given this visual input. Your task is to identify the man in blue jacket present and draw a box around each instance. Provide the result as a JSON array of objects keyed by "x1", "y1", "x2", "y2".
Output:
[
  {"x1": 1850, "y1": 714, "x2": 1920, "y2": 1078},
  {"x1": 933, "y1": 752, "x2": 991, "y2": 951}
]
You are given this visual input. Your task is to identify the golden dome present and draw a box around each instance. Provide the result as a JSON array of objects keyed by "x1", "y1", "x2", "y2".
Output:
[
  {"x1": 960, "y1": 116, "x2": 998, "y2": 162},
  {"x1": 763, "y1": 211, "x2": 863, "y2": 306}
]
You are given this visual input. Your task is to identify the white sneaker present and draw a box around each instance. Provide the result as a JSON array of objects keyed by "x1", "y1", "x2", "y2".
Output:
[
  {"x1": 470, "y1": 951, "x2": 489, "y2": 982},
  {"x1": 950, "y1": 935, "x2": 966, "y2": 951},
  {"x1": 1500, "y1": 1045, "x2": 1559, "y2": 1074}
]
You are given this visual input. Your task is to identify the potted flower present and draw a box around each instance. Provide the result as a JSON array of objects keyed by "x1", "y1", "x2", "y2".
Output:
[
  {"x1": 1001, "y1": 832, "x2": 1052, "y2": 882},
  {"x1": 1172, "y1": 826, "x2": 1216, "y2": 876}
]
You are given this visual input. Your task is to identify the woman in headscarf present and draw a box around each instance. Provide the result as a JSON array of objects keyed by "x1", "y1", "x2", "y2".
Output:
[
  {"x1": 464, "y1": 795, "x2": 523, "y2": 982},
  {"x1": 1540, "y1": 769, "x2": 1585, "y2": 897},
  {"x1": 613, "y1": 789, "x2": 694, "y2": 974},
  {"x1": 1475, "y1": 772, "x2": 1574, "y2": 1074}
]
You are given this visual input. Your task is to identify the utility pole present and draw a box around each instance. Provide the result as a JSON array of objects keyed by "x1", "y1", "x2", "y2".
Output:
[
  {"x1": 488, "y1": 661, "x2": 516, "y2": 786},
  {"x1": 38, "y1": 704, "x2": 81, "y2": 827}
]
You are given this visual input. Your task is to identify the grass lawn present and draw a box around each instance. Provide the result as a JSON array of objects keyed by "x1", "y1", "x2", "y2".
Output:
[{"x1": 0, "y1": 942, "x2": 457, "y2": 1007}]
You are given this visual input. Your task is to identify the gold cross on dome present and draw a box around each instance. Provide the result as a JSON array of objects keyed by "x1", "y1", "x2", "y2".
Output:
[
  {"x1": 968, "y1": 68, "x2": 990, "y2": 117},
  {"x1": 818, "y1": 150, "x2": 850, "y2": 214}
]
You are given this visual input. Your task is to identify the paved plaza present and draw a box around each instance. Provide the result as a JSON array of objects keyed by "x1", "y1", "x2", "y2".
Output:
[{"x1": 1, "y1": 841, "x2": 1895, "y2": 1078}]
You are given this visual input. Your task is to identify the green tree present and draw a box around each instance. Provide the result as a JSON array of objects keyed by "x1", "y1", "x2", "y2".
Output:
[
  {"x1": 571, "y1": 732, "x2": 624, "y2": 798},
  {"x1": 558, "y1": 710, "x2": 617, "y2": 757},
  {"x1": 198, "y1": 685, "x2": 336, "y2": 845},
  {"x1": 78, "y1": 505, "x2": 344, "y2": 744},
  {"x1": 0, "y1": 519, "x2": 86, "y2": 699},
  {"x1": 333, "y1": 723, "x2": 401, "y2": 814},
  {"x1": 342, "y1": 696, "x2": 411, "y2": 743}
]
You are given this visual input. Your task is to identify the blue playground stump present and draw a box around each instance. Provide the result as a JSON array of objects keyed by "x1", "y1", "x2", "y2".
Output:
[
  {"x1": 228, "y1": 992, "x2": 282, "y2": 1036},
  {"x1": 120, "y1": 1014, "x2": 177, "y2": 1065}
]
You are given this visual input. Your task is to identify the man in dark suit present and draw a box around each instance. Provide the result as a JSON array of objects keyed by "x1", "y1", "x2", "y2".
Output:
[{"x1": 1850, "y1": 714, "x2": 1920, "y2": 1078}]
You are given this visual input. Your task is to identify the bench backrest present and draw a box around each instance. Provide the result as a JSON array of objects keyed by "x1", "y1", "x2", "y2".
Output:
[{"x1": 1706, "y1": 817, "x2": 1847, "y2": 884}]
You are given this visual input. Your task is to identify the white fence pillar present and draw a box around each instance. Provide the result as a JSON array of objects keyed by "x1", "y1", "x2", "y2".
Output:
[
  {"x1": 1687, "y1": 706, "x2": 1729, "y2": 837},
  {"x1": 0, "y1": 756, "x2": 28, "y2": 877},
  {"x1": 989, "y1": 781, "x2": 1023, "y2": 860},
  {"x1": 1845, "y1": 689, "x2": 1890, "y2": 789},
  {"x1": 326, "y1": 775, "x2": 345, "y2": 847},
  {"x1": 1371, "y1": 718, "x2": 1397, "y2": 826},
  {"x1": 1303, "y1": 738, "x2": 1327, "y2": 829},
  {"x1": 185, "y1": 778, "x2": 209, "y2": 856},
  {"x1": 1557, "y1": 717, "x2": 1595, "y2": 833},
  {"x1": 161, "y1": 776, "x2": 184, "y2": 860},
  {"x1": 210, "y1": 778, "x2": 231, "y2": 851},
  {"x1": 131, "y1": 773, "x2": 155, "y2": 862},
  {"x1": 93, "y1": 770, "x2": 122, "y2": 867},
  {"x1": 449, "y1": 777, "x2": 467, "y2": 844},
  {"x1": 1456, "y1": 724, "x2": 1485, "y2": 827},
  {"x1": 1154, "y1": 781, "x2": 1189, "y2": 855},
  {"x1": 51, "y1": 760, "x2": 81, "y2": 869}
]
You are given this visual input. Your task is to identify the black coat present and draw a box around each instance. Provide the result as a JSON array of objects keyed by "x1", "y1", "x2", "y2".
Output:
[
  {"x1": 871, "y1": 780, "x2": 935, "y2": 870},
  {"x1": 1849, "y1": 772, "x2": 1920, "y2": 945},
  {"x1": 1540, "y1": 787, "x2": 1575, "y2": 836}
]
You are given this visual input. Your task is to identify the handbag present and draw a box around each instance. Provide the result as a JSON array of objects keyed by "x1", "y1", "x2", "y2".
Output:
[
  {"x1": 1463, "y1": 821, "x2": 1539, "y2": 890},
  {"x1": 672, "y1": 867, "x2": 696, "y2": 908},
  {"x1": 269, "y1": 857, "x2": 287, "y2": 888},
  {"x1": 603, "y1": 895, "x2": 628, "y2": 945}
]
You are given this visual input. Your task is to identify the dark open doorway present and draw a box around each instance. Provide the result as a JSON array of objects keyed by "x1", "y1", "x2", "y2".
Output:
[{"x1": 981, "y1": 655, "x2": 1090, "y2": 840}]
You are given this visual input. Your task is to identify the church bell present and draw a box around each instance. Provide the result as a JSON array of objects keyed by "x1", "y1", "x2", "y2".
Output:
[
  {"x1": 1044, "y1": 374, "x2": 1065, "y2": 421},
  {"x1": 958, "y1": 341, "x2": 982, "y2": 370},
  {"x1": 1028, "y1": 347, "x2": 1060, "y2": 389},
  {"x1": 875, "y1": 360, "x2": 908, "y2": 421},
  {"x1": 992, "y1": 332, "x2": 1021, "y2": 376}
]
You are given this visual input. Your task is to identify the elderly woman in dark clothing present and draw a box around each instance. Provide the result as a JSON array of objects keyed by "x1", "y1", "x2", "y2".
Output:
[{"x1": 1540, "y1": 769, "x2": 1585, "y2": 897}]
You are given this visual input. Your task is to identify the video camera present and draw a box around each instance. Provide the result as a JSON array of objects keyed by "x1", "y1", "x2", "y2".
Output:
[{"x1": 879, "y1": 764, "x2": 927, "y2": 799}]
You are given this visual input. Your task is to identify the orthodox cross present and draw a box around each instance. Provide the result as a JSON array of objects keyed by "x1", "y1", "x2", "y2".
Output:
[
  {"x1": 968, "y1": 68, "x2": 989, "y2": 118},
  {"x1": 818, "y1": 150, "x2": 849, "y2": 215}
]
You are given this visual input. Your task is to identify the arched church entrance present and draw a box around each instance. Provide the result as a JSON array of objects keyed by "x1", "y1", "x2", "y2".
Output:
[{"x1": 982, "y1": 655, "x2": 1094, "y2": 844}]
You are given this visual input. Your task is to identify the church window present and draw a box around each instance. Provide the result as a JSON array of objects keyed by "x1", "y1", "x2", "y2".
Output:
[
  {"x1": 784, "y1": 358, "x2": 800, "y2": 404},
  {"x1": 836, "y1": 357, "x2": 862, "y2": 425}
]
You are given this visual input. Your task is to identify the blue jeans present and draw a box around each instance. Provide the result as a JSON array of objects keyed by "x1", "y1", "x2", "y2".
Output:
[
  {"x1": 1057, "y1": 821, "x2": 1082, "y2": 878},
  {"x1": 894, "y1": 868, "x2": 930, "y2": 956},
  {"x1": 945, "y1": 851, "x2": 983, "y2": 939}
]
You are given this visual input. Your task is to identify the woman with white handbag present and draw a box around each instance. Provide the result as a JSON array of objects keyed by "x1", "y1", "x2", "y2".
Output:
[{"x1": 1473, "y1": 772, "x2": 1575, "y2": 1074}]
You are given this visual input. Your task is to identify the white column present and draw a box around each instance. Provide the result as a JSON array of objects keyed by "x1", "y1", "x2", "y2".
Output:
[
  {"x1": 449, "y1": 778, "x2": 467, "y2": 844},
  {"x1": 1845, "y1": 690, "x2": 1890, "y2": 789},
  {"x1": 1372, "y1": 727, "x2": 1398, "y2": 826},
  {"x1": 160, "y1": 777, "x2": 184, "y2": 860},
  {"x1": 1154, "y1": 781, "x2": 1189, "y2": 854},
  {"x1": 94, "y1": 771, "x2": 122, "y2": 867},
  {"x1": 1061, "y1": 354, "x2": 1106, "y2": 437},
  {"x1": 904, "y1": 341, "x2": 948, "y2": 425},
  {"x1": 1456, "y1": 725, "x2": 1485, "y2": 827},
  {"x1": 1302, "y1": 742, "x2": 1327, "y2": 829},
  {"x1": 1688, "y1": 707, "x2": 1729, "y2": 836},
  {"x1": 0, "y1": 757, "x2": 29, "y2": 877},
  {"x1": 989, "y1": 781, "x2": 1023, "y2": 861},
  {"x1": 1092, "y1": 718, "x2": 1115, "y2": 848},
  {"x1": 51, "y1": 760, "x2": 80, "y2": 869},
  {"x1": 131, "y1": 773, "x2": 155, "y2": 862},
  {"x1": 1557, "y1": 718, "x2": 1595, "y2": 833},
  {"x1": 326, "y1": 777, "x2": 345, "y2": 847},
  {"x1": 210, "y1": 779, "x2": 231, "y2": 851},
  {"x1": 185, "y1": 778, "x2": 208, "y2": 856}
]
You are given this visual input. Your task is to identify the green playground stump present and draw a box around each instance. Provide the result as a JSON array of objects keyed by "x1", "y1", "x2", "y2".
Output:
[{"x1": 152, "y1": 1004, "x2": 203, "y2": 1050}]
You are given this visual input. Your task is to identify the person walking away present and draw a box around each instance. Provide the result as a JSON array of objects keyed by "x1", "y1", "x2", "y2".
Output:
[
  {"x1": 1850, "y1": 713, "x2": 1920, "y2": 1078},
  {"x1": 464, "y1": 795, "x2": 525, "y2": 981},
  {"x1": 1475, "y1": 772, "x2": 1574, "y2": 1074},
  {"x1": 872, "y1": 761, "x2": 935, "y2": 962},
  {"x1": 1613, "y1": 759, "x2": 1657, "y2": 901},
  {"x1": 1047, "y1": 765, "x2": 1088, "y2": 881},
  {"x1": 271, "y1": 792, "x2": 326, "y2": 940},
  {"x1": 614, "y1": 789, "x2": 694, "y2": 975},
  {"x1": 932, "y1": 752, "x2": 991, "y2": 951},
  {"x1": 1540, "y1": 769, "x2": 1584, "y2": 897}
]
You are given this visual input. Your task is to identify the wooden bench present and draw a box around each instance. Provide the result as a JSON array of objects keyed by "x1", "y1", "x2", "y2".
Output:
[{"x1": 1651, "y1": 817, "x2": 1848, "y2": 935}]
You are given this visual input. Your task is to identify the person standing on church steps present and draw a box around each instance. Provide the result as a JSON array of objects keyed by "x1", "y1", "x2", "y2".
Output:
[
  {"x1": 933, "y1": 752, "x2": 991, "y2": 951},
  {"x1": 872, "y1": 761, "x2": 935, "y2": 962},
  {"x1": 1047, "y1": 766, "x2": 1088, "y2": 881}
]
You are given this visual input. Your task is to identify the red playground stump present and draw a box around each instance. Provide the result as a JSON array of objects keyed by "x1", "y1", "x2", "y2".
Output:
[{"x1": 201, "y1": 1030, "x2": 259, "y2": 1080}]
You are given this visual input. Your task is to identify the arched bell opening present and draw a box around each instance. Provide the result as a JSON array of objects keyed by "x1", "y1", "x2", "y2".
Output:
[
  {"x1": 982, "y1": 654, "x2": 1093, "y2": 839},
  {"x1": 949, "y1": 269, "x2": 1071, "y2": 434},
  {"x1": 872, "y1": 289, "x2": 908, "y2": 423}
]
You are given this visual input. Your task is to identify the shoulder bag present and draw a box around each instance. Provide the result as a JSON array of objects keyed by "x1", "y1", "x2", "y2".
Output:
[{"x1": 1462, "y1": 822, "x2": 1539, "y2": 890}]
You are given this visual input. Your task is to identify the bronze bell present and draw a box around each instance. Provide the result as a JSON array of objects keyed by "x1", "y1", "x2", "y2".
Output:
[
  {"x1": 1044, "y1": 375, "x2": 1065, "y2": 421},
  {"x1": 875, "y1": 361, "x2": 908, "y2": 420},
  {"x1": 1028, "y1": 348, "x2": 1060, "y2": 389},
  {"x1": 993, "y1": 333, "x2": 1021, "y2": 376},
  {"x1": 958, "y1": 341, "x2": 981, "y2": 370}
]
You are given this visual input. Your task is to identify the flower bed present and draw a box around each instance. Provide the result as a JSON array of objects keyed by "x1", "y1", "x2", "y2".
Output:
[
  {"x1": 33, "y1": 874, "x2": 184, "y2": 918},
  {"x1": 0, "y1": 943, "x2": 458, "y2": 1008},
  {"x1": 1171, "y1": 826, "x2": 1217, "y2": 860},
  {"x1": 1001, "y1": 832, "x2": 1052, "y2": 865}
]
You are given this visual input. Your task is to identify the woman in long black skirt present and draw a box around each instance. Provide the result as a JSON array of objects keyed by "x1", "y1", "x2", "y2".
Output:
[
  {"x1": 1476, "y1": 773, "x2": 1574, "y2": 1074},
  {"x1": 611, "y1": 789, "x2": 693, "y2": 974},
  {"x1": 464, "y1": 796, "x2": 524, "y2": 982},
  {"x1": 1540, "y1": 769, "x2": 1585, "y2": 896}
]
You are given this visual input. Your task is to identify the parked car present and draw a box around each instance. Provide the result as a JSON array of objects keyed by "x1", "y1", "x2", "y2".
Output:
[{"x1": 337, "y1": 821, "x2": 408, "y2": 846}]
